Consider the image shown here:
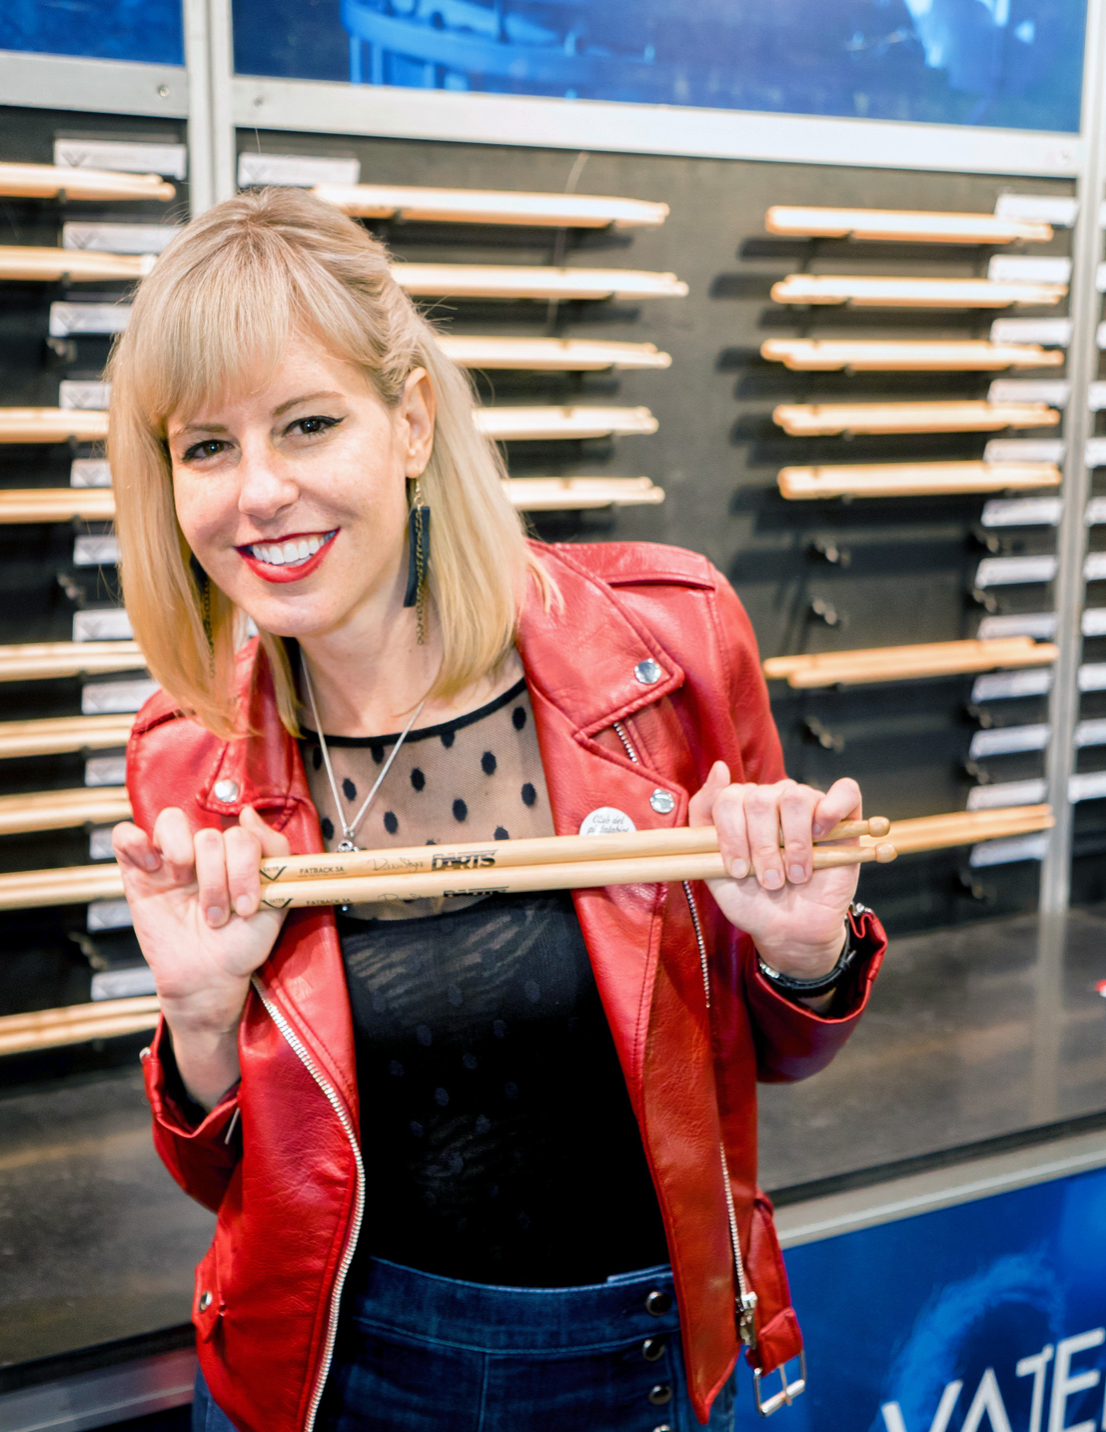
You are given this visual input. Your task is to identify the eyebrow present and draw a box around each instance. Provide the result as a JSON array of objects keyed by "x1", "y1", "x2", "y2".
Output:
[
  {"x1": 173, "y1": 391, "x2": 346, "y2": 438},
  {"x1": 272, "y1": 390, "x2": 344, "y2": 418},
  {"x1": 174, "y1": 421, "x2": 229, "y2": 438}
]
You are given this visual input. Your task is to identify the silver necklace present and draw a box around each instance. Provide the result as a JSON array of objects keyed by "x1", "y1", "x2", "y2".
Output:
[{"x1": 301, "y1": 656, "x2": 426, "y2": 853}]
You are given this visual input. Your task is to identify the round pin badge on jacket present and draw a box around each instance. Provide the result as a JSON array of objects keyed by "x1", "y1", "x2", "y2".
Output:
[{"x1": 579, "y1": 807, "x2": 637, "y2": 836}]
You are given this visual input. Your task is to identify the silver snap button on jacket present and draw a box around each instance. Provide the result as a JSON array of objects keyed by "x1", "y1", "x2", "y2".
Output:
[
  {"x1": 634, "y1": 658, "x2": 663, "y2": 685},
  {"x1": 650, "y1": 789, "x2": 676, "y2": 815},
  {"x1": 213, "y1": 779, "x2": 239, "y2": 803},
  {"x1": 198, "y1": 1290, "x2": 212, "y2": 1312}
]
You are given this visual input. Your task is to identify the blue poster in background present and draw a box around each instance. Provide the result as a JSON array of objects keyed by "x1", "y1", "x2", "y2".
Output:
[
  {"x1": 234, "y1": 0, "x2": 1087, "y2": 134},
  {"x1": 733, "y1": 1166, "x2": 1106, "y2": 1432},
  {"x1": 0, "y1": 0, "x2": 183, "y2": 66},
  {"x1": 0, "y1": 1, "x2": 1086, "y2": 134}
]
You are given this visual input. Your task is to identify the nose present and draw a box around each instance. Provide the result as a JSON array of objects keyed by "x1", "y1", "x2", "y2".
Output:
[{"x1": 236, "y1": 439, "x2": 299, "y2": 523}]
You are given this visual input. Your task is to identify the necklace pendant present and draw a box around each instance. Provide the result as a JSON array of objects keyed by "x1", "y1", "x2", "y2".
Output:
[{"x1": 336, "y1": 839, "x2": 359, "y2": 854}]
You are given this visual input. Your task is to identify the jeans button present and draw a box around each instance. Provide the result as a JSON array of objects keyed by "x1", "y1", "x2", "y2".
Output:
[
  {"x1": 649, "y1": 1384, "x2": 673, "y2": 1405},
  {"x1": 652, "y1": 1426, "x2": 674, "y2": 1432},
  {"x1": 645, "y1": 1289, "x2": 672, "y2": 1316},
  {"x1": 642, "y1": 1336, "x2": 666, "y2": 1361}
]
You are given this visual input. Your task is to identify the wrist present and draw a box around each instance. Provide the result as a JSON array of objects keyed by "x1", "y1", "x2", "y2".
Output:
[
  {"x1": 161, "y1": 1017, "x2": 242, "y2": 1112},
  {"x1": 754, "y1": 922, "x2": 849, "y2": 982},
  {"x1": 160, "y1": 986, "x2": 247, "y2": 1041}
]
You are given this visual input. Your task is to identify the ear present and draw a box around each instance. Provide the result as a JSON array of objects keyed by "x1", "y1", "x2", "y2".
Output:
[{"x1": 400, "y1": 368, "x2": 436, "y2": 477}]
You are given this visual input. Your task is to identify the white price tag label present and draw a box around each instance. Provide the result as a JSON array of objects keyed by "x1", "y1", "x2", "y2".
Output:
[
  {"x1": 55, "y1": 138, "x2": 187, "y2": 179},
  {"x1": 60, "y1": 380, "x2": 111, "y2": 411},
  {"x1": 987, "y1": 256, "x2": 1071, "y2": 284},
  {"x1": 63, "y1": 223, "x2": 180, "y2": 255},
  {"x1": 238, "y1": 153, "x2": 360, "y2": 188},
  {"x1": 993, "y1": 193, "x2": 1078, "y2": 226}
]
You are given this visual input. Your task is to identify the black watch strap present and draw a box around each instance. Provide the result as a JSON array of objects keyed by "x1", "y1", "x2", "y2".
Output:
[{"x1": 757, "y1": 906, "x2": 863, "y2": 998}]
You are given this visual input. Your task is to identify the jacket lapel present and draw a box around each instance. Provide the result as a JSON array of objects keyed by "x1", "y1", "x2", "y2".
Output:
[
  {"x1": 520, "y1": 548, "x2": 739, "y2": 1398},
  {"x1": 199, "y1": 649, "x2": 360, "y2": 1126},
  {"x1": 516, "y1": 546, "x2": 691, "y2": 1104}
]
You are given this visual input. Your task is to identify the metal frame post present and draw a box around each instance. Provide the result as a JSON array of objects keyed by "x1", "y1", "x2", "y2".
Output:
[
  {"x1": 1039, "y1": 0, "x2": 1106, "y2": 916},
  {"x1": 183, "y1": 0, "x2": 236, "y2": 216},
  {"x1": 208, "y1": 0, "x2": 237, "y2": 206}
]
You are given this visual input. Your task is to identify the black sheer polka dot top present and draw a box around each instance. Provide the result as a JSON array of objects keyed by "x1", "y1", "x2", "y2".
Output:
[
  {"x1": 298, "y1": 675, "x2": 669, "y2": 1289},
  {"x1": 300, "y1": 675, "x2": 552, "y2": 920}
]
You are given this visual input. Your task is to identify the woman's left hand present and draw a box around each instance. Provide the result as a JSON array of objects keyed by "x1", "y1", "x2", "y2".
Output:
[{"x1": 688, "y1": 763, "x2": 861, "y2": 980}]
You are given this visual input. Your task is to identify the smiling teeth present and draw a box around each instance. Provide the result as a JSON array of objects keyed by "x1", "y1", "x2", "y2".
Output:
[{"x1": 248, "y1": 532, "x2": 334, "y2": 567}]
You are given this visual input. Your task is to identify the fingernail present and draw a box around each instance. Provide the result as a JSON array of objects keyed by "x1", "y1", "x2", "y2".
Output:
[
  {"x1": 762, "y1": 869, "x2": 783, "y2": 890},
  {"x1": 730, "y1": 858, "x2": 749, "y2": 879},
  {"x1": 812, "y1": 823, "x2": 826, "y2": 838},
  {"x1": 145, "y1": 854, "x2": 159, "y2": 871},
  {"x1": 789, "y1": 864, "x2": 805, "y2": 883},
  {"x1": 234, "y1": 896, "x2": 252, "y2": 918},
  {"x1": 206, "y1": 906, "x2": 225, "y2": 927}
]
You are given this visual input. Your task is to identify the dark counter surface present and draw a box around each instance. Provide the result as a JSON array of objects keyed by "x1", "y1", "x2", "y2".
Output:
[
  {"x1": 758, "y1": 904, "x2": 1106, "y2": 1191},
  {"x1": 0, "y1": 1060, "x2": 212, "y2": 1368},
  {"x1": 2, "y1": 906, "x2": 1106, "y2": 1370}
]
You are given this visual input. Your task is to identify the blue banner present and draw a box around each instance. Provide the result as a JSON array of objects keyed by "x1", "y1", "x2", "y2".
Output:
[
  {"x1": 228, "y1": 0, "x2": 1085, "y2": 134},
  {"x1": 0, "y1": 0, "x2": 183, "y2": 66},
  {"x1": 735, "y1": 1166, "x2": 1106, "y2": 1432},
  {"x1": 0, "y1": 0, "x2": 1084, "y2": 134}
]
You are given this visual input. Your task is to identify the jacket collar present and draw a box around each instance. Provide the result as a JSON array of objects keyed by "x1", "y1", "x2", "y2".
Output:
[{"x1": 516, "y1": 543, "x2": 685, "y2": 738}]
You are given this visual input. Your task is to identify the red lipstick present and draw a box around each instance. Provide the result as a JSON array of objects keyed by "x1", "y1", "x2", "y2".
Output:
[{"x1": 238, "y1": 531, "x2": 337, "y2": 585}]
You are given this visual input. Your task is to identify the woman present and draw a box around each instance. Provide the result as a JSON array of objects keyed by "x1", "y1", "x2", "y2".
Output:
[{"x1": 109, "y1": 188, "x2": 885, "y2": 1432}]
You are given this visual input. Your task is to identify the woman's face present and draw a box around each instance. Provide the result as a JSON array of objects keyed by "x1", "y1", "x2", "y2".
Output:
[{"x1": 167, "y1": 334, "x2": 435, "y2": 642}]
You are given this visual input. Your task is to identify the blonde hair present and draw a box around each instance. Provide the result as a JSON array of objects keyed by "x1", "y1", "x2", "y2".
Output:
[{"x1": 107, "y1": 187, "x2": 552, "y2": 738}]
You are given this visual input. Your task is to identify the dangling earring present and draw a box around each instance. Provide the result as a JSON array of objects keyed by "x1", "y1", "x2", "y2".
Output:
[
  {"x1": 403, "y1": 479, "x2": 431, "y2": 646},
  {"x1": 190, "y1": 553, "x2": 216, "y2": 676}
]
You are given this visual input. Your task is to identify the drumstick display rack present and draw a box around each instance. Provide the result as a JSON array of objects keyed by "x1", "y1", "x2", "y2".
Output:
[{"x1": 750, "y1": 173, "x2": 1091, "y2": 939}]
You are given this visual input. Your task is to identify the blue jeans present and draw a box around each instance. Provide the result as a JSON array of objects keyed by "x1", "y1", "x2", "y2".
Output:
[{"x1": 192, "y1": 1257, "x2": 736, "y2": 1431}]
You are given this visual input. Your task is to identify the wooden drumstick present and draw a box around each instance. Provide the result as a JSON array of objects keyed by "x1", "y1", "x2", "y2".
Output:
[
  {"x1": 259, "y1": 816, "x2": 891, "y2": 885},
  {"x1": 258, "y1": 842, "x2": 897, "y2": 910}
]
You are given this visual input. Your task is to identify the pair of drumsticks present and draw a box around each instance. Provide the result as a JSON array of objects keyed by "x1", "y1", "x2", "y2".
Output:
[{"x1": 256, "y1": 817, "x2": 895, "y2": 910}]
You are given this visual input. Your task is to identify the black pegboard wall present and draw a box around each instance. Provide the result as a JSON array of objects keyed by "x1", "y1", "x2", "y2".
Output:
[
  {"x1": 0, "y1": 106, "x2": 1090, "y2": 1039},
  {"x1": 0, "y1": 107, "x2": 188, "y2": 1022}
]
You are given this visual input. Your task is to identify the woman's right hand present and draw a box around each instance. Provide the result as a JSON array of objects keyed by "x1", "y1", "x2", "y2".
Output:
[{"x1": 112, "y1": 805, "x2": 291, "y2": 1107}]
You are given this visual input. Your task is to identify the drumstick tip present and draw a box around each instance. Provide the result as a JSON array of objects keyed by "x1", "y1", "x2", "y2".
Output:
[
  {"x1": 874, "y1": 841, "x2": 897, "y2": 863},
  {"x1": 868, "y1": 817, "x2": 891, "y2": 837}
]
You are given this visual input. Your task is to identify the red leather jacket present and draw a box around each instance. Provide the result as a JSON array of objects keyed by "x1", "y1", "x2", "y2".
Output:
[{"x1": 131, "y1": 541, "x2": 885, "y2": 1431}]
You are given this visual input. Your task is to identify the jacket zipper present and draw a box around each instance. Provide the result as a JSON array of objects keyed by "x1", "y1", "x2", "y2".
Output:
[
  {"x1": 251, "y1": 976, "x2": 366, "y2": 1432},
  {"x1": 609, "y1": 720, "x2": 757, "y2": 1350}
]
